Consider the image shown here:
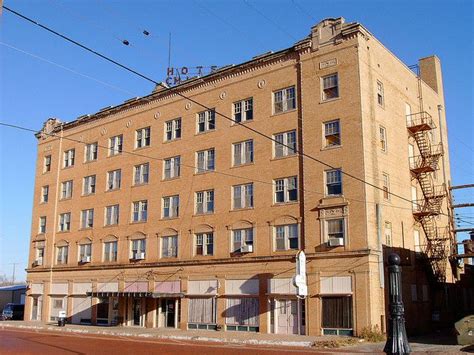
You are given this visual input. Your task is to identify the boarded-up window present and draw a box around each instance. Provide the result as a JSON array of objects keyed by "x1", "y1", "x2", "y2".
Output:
[
  {"x1": 225, "y1": 298, "x2": 259, "y2": 326},
  {"x1": 322, "y1": 296, "x2": 352, "y2": 329},
  {"x1": 188, "y1": 298, "x2": 216, "y2": 324}
]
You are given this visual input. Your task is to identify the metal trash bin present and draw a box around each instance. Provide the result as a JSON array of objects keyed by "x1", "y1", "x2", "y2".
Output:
[{"x1": 58, "y1": 311, "x2": 66, "y2": 327}]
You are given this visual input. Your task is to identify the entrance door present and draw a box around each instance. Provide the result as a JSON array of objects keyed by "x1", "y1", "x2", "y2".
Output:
[
  {"x1": 161, "y1": 299, "x2": 176, "y2": 328},
  {"x1": 32, "y1": 296, "x2": 42, "y2": 321},
  {"x1": 276, "y1": 299, "x2": 299, "y2": 334},
  {"x1": 97, "y1": 297, "x2": 109, "y2": 325},
  {"x1": 133, "y1": 298, "x2": 141, "y2": 326}
]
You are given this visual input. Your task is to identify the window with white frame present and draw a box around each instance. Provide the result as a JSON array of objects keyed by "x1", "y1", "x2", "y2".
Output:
[
  {"x1": 44, "y1": 155, "x2": 51, "y2": 172},
  {"x1": 134, "y1": 163, "x2": 149, "y2": 185},
  {"x1": 131, "y1": 239, "x2": 146, "y2": 259},
  {"x1": 274, "y1": 176, "x2": 298, "y2": 203},
  {"x1": 63, "y1": 149, "x2": 75, "y2": 168},
  {"x1": 163, "y1": 195, "x2": 179, "y2": 218},
  {"x1": 79, "y1": 243, "x2": 92, "y2": 262},
  {"x1": 104, "y1": 241, "x2": 118, "y2": 262},
  {"x1": 321, "y1": 74, "x2": 339, "y2": 101},
  {"x1": 41, "y1": 185, "x2": 49, "y2": 203},
  {"x1": 275, "y1": 224, "x2": 298, "y2": 251},
  {"x1": 58, "y1": 213, "x2": 71, "y2": 232},
  {"x1": 326, "y1": 218, "x2": 345, "y2": 240},
  {"x1": 232, "y1": 228, "x2": 254, "y2": 253},
  {"x1": 56, "y1": 245, "x2": 68, "y2": 264},
  {"x1": 273, "y1": 86, "x2": 296, "y2": 114},
  {"x1": 197, "y1": 109, "x2": 216, "y2": 133},
  {"x1": 195, "y1": 232, "x2": 213, "y2": 256},
  {"x1": 233, "y1": 98, "x2": 253, "y2": 123},
  {"x1": 233, "y1": 183, "x2": 253, "y2": 209},
  {"x1": 61, "y1": 180, "x2": 73, "y2": 199},
  {"x1": 105, "y1": 205, "x2": 119, "y2": 226},
  {"x1": 326, "y1": 169, "x2": 342, "y2": 196},
  {"x1": 196, "y1": 190, "x2": 214, "y2": 214},
  {"x1": 196, "y1": 148, "x2": 215, "y2": 173},
  {"x1": 107, "y1": 169, "x2": 121, "y2": 190},
  {"x1": 109, "y1": 135, "x2": 123, "y2": 156},
  {"x1": 85, "y1": 142, "x2": 98, "y2": 162},
  {"x1": 132, "y1": 200, "x2": 148, "y2": 222},
  {"x1": 379, "y1": 126, "x2": 387, "y2": 152},
  {"x1": 163, "y1": 156, "x2": 180, "y2": 179},
  {"x1": 165, "y1": 118, "x2": 181, "y2": 141},
  {"x1": 274, "y1": 130, "x2": 296, "y2": 158},
  {"x1": 161, "y1": 235, "x2": 178, "y2": 258},
  {"x1": 382, "y1": 173, "x2": 390, "y2": 200},
  {"x1": 39, "y1": 216, "x2": 47, "y2": 234},
  {"x1": 81, "y1": 209, "x2": 94, "y2": 229},
  {"x1": 35, "y1": 245, "x2": 45, "y2": 264},
  {"x1": 136, "y1": 127, "x2": 151, "y2": 148},
  {"x1": 385, "y1": 221, "x2": 392, "y2": 246},
  {"x1": 233, "y1": 140, "x2": 253, "y2": 166},
  {"x1": 83, "y1": 175, "x2": 96, "y2": 195},
  {"x1": 324, "y1": 120, "x2": 341, "y2": 147},
  {"x1": 377, "y1": 81, "x2": 384, "y2": 106}
]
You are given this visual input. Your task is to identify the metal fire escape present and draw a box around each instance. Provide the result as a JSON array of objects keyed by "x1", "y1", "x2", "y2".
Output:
[{"x1": 407, "y1": 78, "x2": 450, "y2": 283}]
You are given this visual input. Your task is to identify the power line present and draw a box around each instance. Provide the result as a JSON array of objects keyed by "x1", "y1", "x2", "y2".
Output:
[
  {"x1": 291, "y1": 0, "x2": 317, "y2": 23},
  {"x1": 1, "y1": 5, "x2": 451, "y2": 218}
]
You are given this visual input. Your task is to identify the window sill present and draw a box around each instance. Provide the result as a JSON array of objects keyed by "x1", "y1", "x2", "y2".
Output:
[
  {"x1": 193, "y1": 212, "x2": 215, "y2": 217},
  {"x1": 270, "y1": 155, "x2": 297, "y2": 162},
  {"x1": 132, "y1": 182, "x2": 149, "y2": 188},
  {"x1": 320, "y1": 97, "x2": 341, "y2": 104},
  {"x1": 103, "y1": 224, "x2": 119, "y2": 228},
  {"x1": 62, "y1": 165, "x2": 74, "y2": 170},
  {"x1": 272, "y1": 201, "x2": 299, "y2": 207},
  {"x1": 195, "y1": 129, "x2": 216, "y2": 136},
  {"x1": 271, "y1": 108, "x2": 297, "y2": 117},
  {"x1": 106, "y1": 188, "x2": 121, "y2": 193},
  {"x1": 231, "y1": 162, "x2": 255, "y2": 169},
  {"x1": 57, "y1": 230, "x2": 70, "y2": 234},
  {"x1": 162, "y1": 176, "x2": 180, "y2": 182},
  {"x1": 83, "y1": 159, "x2": 97, "y2": 165},
  {"x1": 40, "y1": 201, "x2": 48, "y2": 205},
  {"x1": 42, "y1": 171, "x2": 51, "y2": 175},
  {"x1": 230, "y1": 119, "x2": 254, "y2": 127},
  {"x1": 229, "y1": 207, "x2": 254, "y2": 212},
  {"x1": 161, "y1": 216, "x2": 179, "y2": 221},
  {"x1": 134, "y1": 145, "x2": 151, "y2": 152},
  {"x1": 107, "y1": 153, "x2": 123, "y2": 158},
  {"x1": 60, "y1": 197, "x2": 73, "y2": 201},
  {"x1": 273, "y1": 249, "x2": 299, "y2": 253},
  {"x1": 163, "y1": 138, "x2": 182, "y2": 144},
  {"x1": 321, "y1": 145, "x2": 342, "y2": 151},
  {"x1": 78, "y1": 227, "x2": 93, "y2": 231},
  {"x1": 194, "y1": 170, "x2": 215, "y2": 176},
  {"x1": 81, "y1": 193, "x2": 96, "y2": 197},
  {"x1": 193, "y1": 254, "x2": 215, "y2": 258},
  {"x1": 130, "y1": 220, "x2": 147, "y2": 225}
]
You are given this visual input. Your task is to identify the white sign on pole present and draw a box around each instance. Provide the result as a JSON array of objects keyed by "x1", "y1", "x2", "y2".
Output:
[{"x1": 293, "y1": 250, "x2": 308, "y2": 297}]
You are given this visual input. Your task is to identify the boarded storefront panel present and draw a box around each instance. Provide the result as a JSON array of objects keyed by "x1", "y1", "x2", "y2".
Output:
[
  {"x1": 71, "y1": 296, "x2": 92, "y2": 324},
  {"x1": 225, "y1": 279, "x2": 259, "y2": 295}
]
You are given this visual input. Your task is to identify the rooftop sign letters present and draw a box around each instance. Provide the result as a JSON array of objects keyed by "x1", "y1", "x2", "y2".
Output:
[{"x1": 166, "y1": 66, "x2": 219, "y2": 86}]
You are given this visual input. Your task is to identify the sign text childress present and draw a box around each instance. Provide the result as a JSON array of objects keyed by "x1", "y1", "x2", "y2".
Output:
[{"x1": 166, "y1": 66, "x2": 218, "y2": 86}]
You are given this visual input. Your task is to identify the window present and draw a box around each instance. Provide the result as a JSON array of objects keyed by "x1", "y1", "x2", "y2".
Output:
[
  {"x1": 322, "y1": 74, "x2": 339, "y2": 101},
  {"x1": 322, "y1": 296, "x2": 352, "y2": 331},
  {"x1": 195, "y1": 232, "x2": 213, "y2": 256},
  {"x1": 274, "y1": 176, "x2": 298, "y2": 203},
  {"x1": 414, "y1": 230, "x2": 421, "y2": 252},
  {"x1": 274, "y1": 130, "x2": 296, "y2": 158},
  {"x1": 196, "y1": 148, "x2": 215, "y2": 173},
  {"x1": 104, "y1": 241, "x2": 118, "y2": 262},
  {"x1": 163, "y1": 195, "x2": 179, "y2": 218},
  {"x1": 411, "y1": 285, "x2": 417, "y2": 302},
  {"x1": 134, "y1": 163, "x2": 149, "y2": 185},
  {"x1": 225, "y1": 298, "x2": 259, "y2": 330},
  {"x1": 107, "y1": 169, "x2": 121, "y2": 190},
  {"x1": 275, "y1": 224, "x2": 298, "y2": 251},
  {"x1": 197, "y1": 109, "x2": 216, "y2": 133},
  {"x1": 327, "y1": 219, "x2": 344, "y2": 240},
  {"x1": 56, "y1": 246, "x2": 68, "y2": 264},
  {"x1": 232, "y1": 228, "x2": 254, "y2": 253},
  {"x1": 324, "y1": 120, "x2": 341, "y2": 147},
  {"x1": 58, "y1": 213, "x2": 71, "y2": 232},
  {"x1": 273, "y1": 86, "x2": 296, "y2": 114},
  {"x1": 188, "y1": 298, "x2": 217, "y2": 327},
  {"x1": 63, "y1": 149, "x2": 75, "y2": 168},
  {"x1": 163, "y1": 156, "x2": 181, "y2": 179},
  {"x1": 382, "y1": 173, "x2": 390, "y2": 200},
  {"x1": 379, "y1": 126, "x2": 387, "y2": 152},
  {"x1": 85, "y1": 142, "x2": 98, "y2": 162},
  {"x1": 233, "y1": 140, "x2": 254, "y2": 166},
  {"x1": 109, "y1": 135, "x2": 123, "y2": 156},
  {"x1": 136, "y1": 127, "x2": 151, "y2": 148},
  {"x1": 61, "y1": 180, "x2": 73, "y2": 199},
  {"x1": 385, "y1": 222, "x2": 392, "y2": 246},
  {"x1": 162, "y1": 235, "x2": 178, "y2": 258},
  {"x1": 83, "y1": 175, "x2": 96, "y2": 195},
  {"x1": 377, "y1": 81, "x2": 384, "y2": 106},
  {"x1": 44, "y1": 155, "x2": 51, "y2": 173},
  {"x1": 36, "y1": 246, "x2": 45, "y2": 264},
  {"x1": 132, "y1": 200, "x2": 148, "y2": 222},
  {"x1": 233, "y1": 98, "x2": 253, "y2": 123},
  {"x1": 81, "y1": 209, "x2": 94, "y2": 229},
  {"x1": 79, "y1": 244, "x2": 92, "y2": 261},
  {"x1": 39, "y1": 216, "x2": 47, "y2": 234},
  {"x1": 233, "y1": 183, "x2": 253, "y2": 209},
  {"x1": 105, "y1": 205, "x2": 119, "y2": 226},
  {"x1": 195, "y1": 190, "x2": 214, "y2": 214},
  {"x1": 131, "y1": 239, "x2": 146, "y2": 258},
  {"x1": 165, "y1": 118, "x2": 181, "y2": 141},
  {"x1": 326, "y1": 169, "x2": 342, "y2": 196},
  {"x1": 53, "y1": 299, "x2": 63, "y2": 309},
  {"x1": 41, "y1": 185, "x2": 49, "y2": 203}
]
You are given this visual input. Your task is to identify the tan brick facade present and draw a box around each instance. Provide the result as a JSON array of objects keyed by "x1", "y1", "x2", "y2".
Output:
[{"x1": 25, "y1": 17, "x2": 453, "y2": 336}]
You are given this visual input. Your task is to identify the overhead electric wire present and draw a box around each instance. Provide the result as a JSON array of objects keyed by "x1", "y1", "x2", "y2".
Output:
[
  {"x1": 291, "y1": 0, "x2": 317, "y2": 23},
  {"x1": 1, "y1": 5, "x2": 458, "y2": 219}
]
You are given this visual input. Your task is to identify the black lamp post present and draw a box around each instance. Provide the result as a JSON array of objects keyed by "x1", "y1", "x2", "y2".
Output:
[{"x1": 384, "y1": 253, "x2": 411, "y2": 355}]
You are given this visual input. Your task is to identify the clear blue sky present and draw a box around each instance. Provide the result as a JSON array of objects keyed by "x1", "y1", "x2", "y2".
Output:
[{"x1": 0, "y1": 0, "x2": 473, "y2": 282}]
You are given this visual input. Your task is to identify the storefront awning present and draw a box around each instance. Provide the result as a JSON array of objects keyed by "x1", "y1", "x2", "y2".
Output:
[
  {"x1": 152, "y1": 292, "x2": 184, "y2": 298},
  {"x1": 87, "y1": 291, "x2": 152, "y2": 297}
]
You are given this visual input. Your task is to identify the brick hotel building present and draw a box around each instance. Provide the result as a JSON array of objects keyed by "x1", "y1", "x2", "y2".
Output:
[{"x1": 25, "y1": 17, "x2": 454, "y2": 336}]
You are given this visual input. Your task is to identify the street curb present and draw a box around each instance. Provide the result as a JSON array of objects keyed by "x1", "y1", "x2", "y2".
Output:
[{"x1": 0, "y1": 323, "x2": 315, "y2": 348}]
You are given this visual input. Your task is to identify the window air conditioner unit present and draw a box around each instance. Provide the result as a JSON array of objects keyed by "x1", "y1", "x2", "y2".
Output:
[
  {"x1": 328, "y1": 237, "x2": 344, "y2": 247},
  {"x1": 240, "y1": 245, "x2": 253, "y2": 253},
  {"x1": 134, "y1": 252, "x2": 145, "y2": 260},
  {"x1": 33, "y1": 259, "x2": 42, "y2": 267},
  {"x1": 81, "y1": 256, "x2": 91, "y2": 263}
]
